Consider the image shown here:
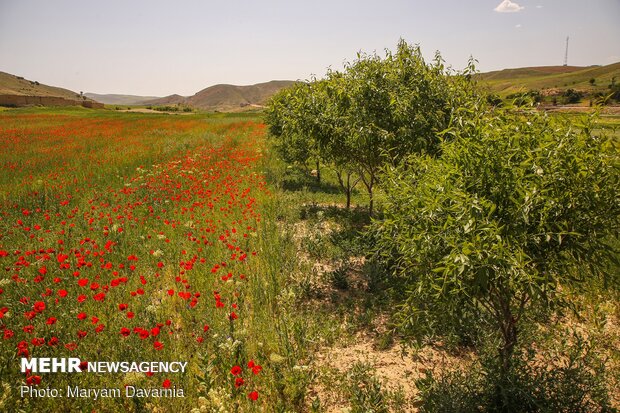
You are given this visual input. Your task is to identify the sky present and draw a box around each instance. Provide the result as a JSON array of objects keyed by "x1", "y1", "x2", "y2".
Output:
[{"x1": 1, "y1": 0, "x2": 619, "y2": 96}]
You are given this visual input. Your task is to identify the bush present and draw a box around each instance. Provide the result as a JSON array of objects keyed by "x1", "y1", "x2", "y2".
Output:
[
  {"x1": 416, "y1": 330, "x2": 616, "y2": 412},
  {"x1": 506, "y1": 90, "x2": 541, "y2": 105},
  {"x1": 562, "y1": 88, "x2": 583, "y2": 104},
  {"x1": 486, "y1": 93, "x2": 503, "y2": 107},
  {"x1": 371, "y1": 107, "x2": 619, "y2": 404}
]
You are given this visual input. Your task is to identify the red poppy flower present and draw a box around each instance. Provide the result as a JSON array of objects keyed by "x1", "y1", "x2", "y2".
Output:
[
  {"x1": 248, "y1": 391, "x2": 259, "y2": 401},
  {"x1": 33, "y1": 301, "x2": 45, "y2": 313},
  {"x1": 26, "y1": 375, "x2": 42, "y2": 386}
]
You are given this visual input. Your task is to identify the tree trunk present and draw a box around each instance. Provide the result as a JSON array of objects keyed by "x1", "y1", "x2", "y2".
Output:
[
  {"x1": 345, "y1": 174, "x2": 351, "y2": 210},
  {"x1": 316, "y1": 160, "x2": 321, "y2": 183},
  {"x1": 495, "y1": 297, "x2": 518, "y2": 409},
  {"x1": 359, "y1": 170, "x2": 375, "y2": 217}
]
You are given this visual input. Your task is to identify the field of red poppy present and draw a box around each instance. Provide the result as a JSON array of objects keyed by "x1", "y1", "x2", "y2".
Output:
[{"x1": 0, "y1": 108, "x2": 308, "y2": 412}]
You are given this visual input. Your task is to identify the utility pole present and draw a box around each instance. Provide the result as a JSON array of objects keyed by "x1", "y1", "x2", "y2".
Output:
[{"x1": 563, "y1": 36, "x2": 569, "y2": 66}]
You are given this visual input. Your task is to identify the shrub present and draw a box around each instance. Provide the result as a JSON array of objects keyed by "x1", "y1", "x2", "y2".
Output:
[
  {"x1": 416, "y1": 330, "x2": 615, "y2": 412},
  {"x1": 562, "y1": 88, "x2": 582, "y2": 104},
  {"x1": 371, "y1": 108, "x2": 619, "y2": 404},
  {"x1": 506, "y1": 90, "x2": 541, "y2": 105}
]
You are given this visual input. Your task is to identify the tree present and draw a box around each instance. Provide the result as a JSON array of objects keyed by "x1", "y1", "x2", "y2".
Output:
[
  {"x1": 265, "y1": 82, "x2": 324, "y2": 181},
  {"x1": 265, "y1": 40, "x2": 482, "y2": 215},
  {"x1": 371, "y1": 108, "x2": 619, "y2": 402},
  {"x1": 328, "y1": 42, "x2": 480, "y2": 215}
]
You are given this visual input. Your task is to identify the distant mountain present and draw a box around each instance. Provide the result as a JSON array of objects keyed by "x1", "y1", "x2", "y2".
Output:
[
  {"x1": 186, "y1": 80, "x2": 295, "y2": 111},
  {"x1": 0, "y1": 71, "x2": 102, "y2": 108},
  {"x1": 86, "y1": 80, "x2": 296, "y2": 111},
  {"x1": 84, "y1": 93, "x2": 161, "y2": 106},
  {"x1": 477, "y1": 62, "x2": 620, "y2": 96}
]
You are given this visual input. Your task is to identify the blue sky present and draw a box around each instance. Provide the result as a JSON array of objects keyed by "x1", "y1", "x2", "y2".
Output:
[{"x1": 1, "y1": 0, "x2": 618, "y2": 96}]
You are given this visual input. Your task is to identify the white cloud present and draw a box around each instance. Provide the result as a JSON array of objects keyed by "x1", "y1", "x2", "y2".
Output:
[
  {"x1": 536, "y1": 5, "x2": 543, "y2": 8},
  {"x1": 515, "y1": 24, "x2": 522, "y2": 28},
  {"x1": 494, "y1": 0, "x2": 524, "y2": 13}
]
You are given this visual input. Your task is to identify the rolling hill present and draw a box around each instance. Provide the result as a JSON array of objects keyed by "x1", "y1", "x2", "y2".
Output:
[
  {"x1": 86, "y1": 80, "x2": 296, "y2": 111},
  {"x1": 0, "y1": 71, "x2": 85, "y2": 99},
  {"x1": 143, "y1": 94, "x2": 187, "y2": 106},
  {"x1": 183, "y1": 80, "x2": 295, "y2": 111},
  {"x1": 0, "y1": 71, "x2": 103, "y2": 108},
  {"x1": 477, "y1": 62, "x2": 620, "y2": 97}
]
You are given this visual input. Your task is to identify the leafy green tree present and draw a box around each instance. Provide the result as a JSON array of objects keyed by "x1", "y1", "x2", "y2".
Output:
[
  {"x1": 265, "y1": 40, "x2": 482, "y2": 215},
  {"x1": 265, "y1": 81, "x2": 324, "y2": 181},
  {"x1": 371, "y1": 108, "x2": 619, "y2": 401}
]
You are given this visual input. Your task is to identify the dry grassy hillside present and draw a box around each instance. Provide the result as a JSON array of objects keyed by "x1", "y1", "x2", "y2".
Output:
[{"x1": 0, "y1": 71, "x2": 85, "y2": 99}]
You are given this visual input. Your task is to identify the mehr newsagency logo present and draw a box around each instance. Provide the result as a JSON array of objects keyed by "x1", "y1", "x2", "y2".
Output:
[{"x1": 20, "y1": 357, "x2": 186, "y2": 399}]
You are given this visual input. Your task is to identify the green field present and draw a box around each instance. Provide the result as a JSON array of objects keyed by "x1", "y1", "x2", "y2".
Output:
[{"x1": 477, "y1": 61, "x2": 620, "y2": 98}]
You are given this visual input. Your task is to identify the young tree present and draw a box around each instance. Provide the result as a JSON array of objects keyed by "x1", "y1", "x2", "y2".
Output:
[
  {"x1": 371, "y1": 108, "x2": 619, "y2": 401},
  {"x1": 265, "y1": 40, "x2": 482, "y2": 215},
  {"x1": 264, "y1": 82, "x2": 324, "y2": 181}
]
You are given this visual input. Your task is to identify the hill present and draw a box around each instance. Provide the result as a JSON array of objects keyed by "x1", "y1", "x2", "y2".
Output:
[
  {"x1": 478, "y1": 62, "x2": 620, "y2": 97},
  {"x1": 84, "y1": 93, "x2": 161, "y2": 106},
  {"x1": 143, "y1": 94, "x2": 187, "y2": 106},
  {"x1": 186, "y1": 80, "x2": 295, "y2": 111},
  {"x1": 0, "y1": 71, "x2": 103, "y2": 108},
  {"x1": 0, "y1": 71, "x2": 84, "y2": 99},
  {"x1": 92, "y1": 81, "x2": 296, "y2": 111}
]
